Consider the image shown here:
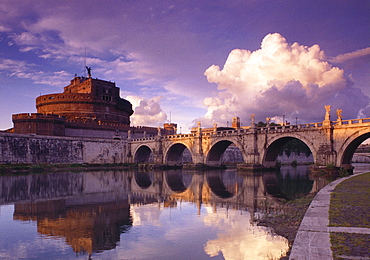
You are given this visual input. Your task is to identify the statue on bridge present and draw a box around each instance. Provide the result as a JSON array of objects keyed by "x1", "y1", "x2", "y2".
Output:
[
  {"x1": 336, "y1": 108, "x2": 343, "y2": 124},
  {"x1": 325, "y1": 105, "x2": 331, "y2": 121},
  {"x1": 336, "y1": 109, "x2": 343, "y2": 120},
  {"x1": 251, "y1": 114, "x2": 255, "y2": 125},
  {"x1": 266, "y1": 117, "x2": 271, "y2": 126}
]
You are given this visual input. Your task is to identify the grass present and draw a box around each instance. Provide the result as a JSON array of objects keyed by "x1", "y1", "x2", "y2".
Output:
[
  {"x1": 330, "y1": 233, "x2": 370, "y2": 260},
  {"x1": 329, "y1": 172, "x2": 370, "y2": 228},
  {"x1": 329, "y1": 172, "x2": 370, "y2": 259}
]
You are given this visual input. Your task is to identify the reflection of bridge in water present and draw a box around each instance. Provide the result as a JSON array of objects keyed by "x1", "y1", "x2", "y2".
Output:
[
  {"x1": 0, "y1": 168, "x2": 321, "y2": 256},
  {"x1": 129, "y1": 108, "x2": 370, "y2": 170}
]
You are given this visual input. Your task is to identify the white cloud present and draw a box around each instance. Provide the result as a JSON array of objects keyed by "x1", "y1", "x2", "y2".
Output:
[
  {"x1": 200, "y1": 33, "x2": 369, "y2": 126},
  {"x1": 331, "y1": 47, "x2": 370, "y2": 63},
  {"x1": 0, "y1": 58, "x2": 71, "y2": 87},
  {"x1": 12, "y1": 32, "x2": 41, "y2": 46},
  {"x1": 203, "y1": 206, "x2": 288, "y2": 259},
  {"x1": 126, "y1": 95, "x2": 167, "y2": 126},
  {"x1": 0, "y1": 25, "x2": 11, "y2": 32}
]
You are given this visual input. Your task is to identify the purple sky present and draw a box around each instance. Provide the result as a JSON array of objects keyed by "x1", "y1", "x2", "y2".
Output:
[{"x1": 0, "y1": 0, "x2": 369, "y2": 132}]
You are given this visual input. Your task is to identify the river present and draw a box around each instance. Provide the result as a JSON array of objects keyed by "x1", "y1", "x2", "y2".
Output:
[{"x1": 0, "y1": 164, "x2": 369, "y2": 260}]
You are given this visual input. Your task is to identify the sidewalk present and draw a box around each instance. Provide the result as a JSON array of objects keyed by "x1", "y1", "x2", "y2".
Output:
[{"x1": 289, "y1": 172, "x2": 370, "y2": 260}]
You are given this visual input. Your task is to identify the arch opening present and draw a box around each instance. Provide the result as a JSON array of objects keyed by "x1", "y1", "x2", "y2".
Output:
[
  {"x1": 208, "y1": 141, "x2": 244, "y2": 166},
  {"x1": 206, "y1": 170, "x2": 243, "y2": 199},
  {"x1": 166, "y1": 143, "x2": 192, "y2": 165},
  {"x1": 264, "y1": 137, "x2": 313, "y2": 167},
  {"x1": 342, "y1": 133, "x2": 370, "y2": 169},
  {"x1": 134, "y1": 146, "x2": 153, "y2": 163},
  {"x1": 134, "y1": 172, "x2": 152, "y2": 188},
  {"x1": 263, "y1": 166, "x2": 314, "y2": 199},
  {"x1": 165, "y1": 170, "x2": 192, "y2": 193}
]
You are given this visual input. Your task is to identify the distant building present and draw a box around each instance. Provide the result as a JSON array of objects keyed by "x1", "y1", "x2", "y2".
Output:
[{"x1": 11, "y1": 76, "x2": 176, "y2": 138}]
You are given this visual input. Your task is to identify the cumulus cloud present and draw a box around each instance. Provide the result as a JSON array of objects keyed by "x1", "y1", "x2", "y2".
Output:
[
  {"x1": 201, "y1": 33, "x2": 369, "y2": 126},
  {"x1": 125, "y1": 95, "x2": 167, "y2": 126}
]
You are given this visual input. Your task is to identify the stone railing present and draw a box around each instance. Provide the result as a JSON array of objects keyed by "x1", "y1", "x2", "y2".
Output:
[{"x1": 336, "y1": 118, "x2": 370, "y2": 125}]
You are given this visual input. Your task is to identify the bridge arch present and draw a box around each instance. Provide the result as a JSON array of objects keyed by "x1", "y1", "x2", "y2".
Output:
[
  {"x1": 262, "y1": 134, "x2": 315, "y2": 167},
  {"x1": 164, "y1": 143, "x2": 193, "y2": 165},
  {"x1": 164, "y1": 170, "x2": 192, "y2": 193},
  {"x1": 205, "y1": 170, "x2": 243, "y2": 199},
  {"x1": 134, "y1": 172, "x2": 153, "y2": 188},
  {"x1": 206, "y1": 139, "x2": 245, "y2": 166},
  {"x1": 337, "y1": 130, "x2": 370, "y2": 169},
  {"x1": 134, "y1": 145, "x2": 154, "y2": 163}
]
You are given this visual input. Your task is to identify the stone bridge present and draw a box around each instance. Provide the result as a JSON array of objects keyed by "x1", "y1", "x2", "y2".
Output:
[{"x1": 127, "y1": 108, "x2": 370, "y2": 170}]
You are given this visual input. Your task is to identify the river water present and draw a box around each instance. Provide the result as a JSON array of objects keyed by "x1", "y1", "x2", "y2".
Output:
[{"x1": 0, "y1": 164, "x2": 368, "y2": 260}]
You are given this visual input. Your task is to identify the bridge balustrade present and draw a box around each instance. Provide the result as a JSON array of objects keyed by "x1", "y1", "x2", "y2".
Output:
[
  {"x1": 132, "y1": 118, "x2": 370, "y2": 143},
  {"x1": 339, "y1": 118, "x2": 370, "y2": 125},
  {"x1": 131, "y1": 137, "x2": 157, "y2": 142}
]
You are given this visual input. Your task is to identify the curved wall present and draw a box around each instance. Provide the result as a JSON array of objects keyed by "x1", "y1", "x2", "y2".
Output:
[{"x1": 36, "y1": 93, "x2": 132, "y2": 124}]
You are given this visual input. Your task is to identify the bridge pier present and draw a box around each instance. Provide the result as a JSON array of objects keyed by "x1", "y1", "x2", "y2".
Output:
[
  {"x1": 242, "y1": 115, "x2": 262, "y2": 169},
  {"x1": 316, "y1": 145, "x2": 337, "y2": 166}
]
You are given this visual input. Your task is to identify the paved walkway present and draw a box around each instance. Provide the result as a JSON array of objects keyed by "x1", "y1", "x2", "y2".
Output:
[{"x1": 289, "y1": 172, "x2": 370, "y2": 260}]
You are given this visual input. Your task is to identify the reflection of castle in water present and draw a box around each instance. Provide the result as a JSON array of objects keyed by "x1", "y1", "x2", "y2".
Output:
[
  {"x1": 0, "y1": 168, "x2": 319, "y2": 255},
  {"x1": 14, "y1": 197, "x2": 132, "y2": 256}
]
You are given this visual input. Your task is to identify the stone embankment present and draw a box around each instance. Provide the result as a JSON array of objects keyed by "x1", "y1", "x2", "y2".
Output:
[
  {"x1": 352, "y1": 153, "x2": 370, "y2": 163},
  {"x1": 0, "y1": 132, "x2": 127, "y2": 164}
]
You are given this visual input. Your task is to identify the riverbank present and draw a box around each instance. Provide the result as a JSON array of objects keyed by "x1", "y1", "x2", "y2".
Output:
[
  {"x1": 329, "y1": 172, "x2": 370, "y2": 259},
  {"x1": 289, "y1": 171, "x2": 370, "y2": 260},
  {"x1": 257, "y1": 193, "x2": 316, "y2": 259},
  {"x1": 258, "y1": 170, "x2": 368, "y2": 259}
]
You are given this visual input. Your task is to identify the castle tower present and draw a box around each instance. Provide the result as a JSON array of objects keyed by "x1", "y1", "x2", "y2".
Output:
[{"x1": 35, "y1": 77, "x2": 133, "y2": 125}]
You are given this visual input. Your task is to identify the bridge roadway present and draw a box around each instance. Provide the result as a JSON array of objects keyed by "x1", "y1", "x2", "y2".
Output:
[{"x1": 128, "y1": 112, "x2": 370, "y2": 170}]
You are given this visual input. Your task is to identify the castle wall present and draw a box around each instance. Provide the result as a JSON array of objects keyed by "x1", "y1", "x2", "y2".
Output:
[
  {"x1": 36, "y1": 93, "x2": 131, "y2": 124},
  {"x1": 65, "y1": 128, "x2": 127, "y2": 139},
  {"x1": 0, "y1": 132, "x2": 128, "y2": 164},
  {"x1": 12, "y1": 113, "x2": 66, "y2": 136}
]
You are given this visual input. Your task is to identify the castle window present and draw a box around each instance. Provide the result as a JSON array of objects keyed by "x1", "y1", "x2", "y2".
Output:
[{"x1": 102, "y1": 95, "x2": 112, "y2": 101}]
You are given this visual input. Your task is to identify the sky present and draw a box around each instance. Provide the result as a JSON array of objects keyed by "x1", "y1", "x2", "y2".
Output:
[{"x1": 0, "y1": 0, "x2": 369, "y2": 132}]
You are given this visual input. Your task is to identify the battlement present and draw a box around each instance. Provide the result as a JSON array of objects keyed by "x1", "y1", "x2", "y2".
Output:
[{"x1": 12, "y1": 113, "x2": 66, "y2": 121}]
